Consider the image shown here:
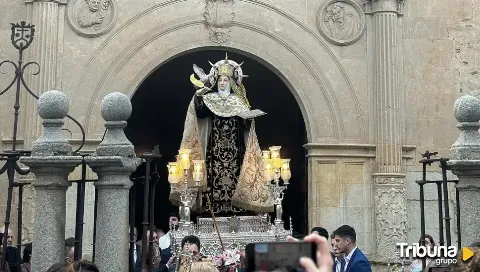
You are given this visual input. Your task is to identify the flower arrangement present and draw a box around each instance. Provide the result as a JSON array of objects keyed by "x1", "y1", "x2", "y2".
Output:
[{"x1": 213, "y1": 249, "x2": 241, "y2": 272}]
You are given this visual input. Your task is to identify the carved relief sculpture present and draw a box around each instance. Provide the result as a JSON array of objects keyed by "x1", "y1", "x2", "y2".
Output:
[
  {"x1": 67, "y1": 0, "x2": 117, "y2": 38},
  {"x1": 317, "y1": 0, "x2": 365, "y2": 46},
  {"x1": 375, "y1": 187, "x2": 408, "y2": 258},
  {"x1": 204, "y1": 0, "x2": 235, "y2": 44}
]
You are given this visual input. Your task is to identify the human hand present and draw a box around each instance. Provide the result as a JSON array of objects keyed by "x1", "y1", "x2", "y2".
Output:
[
  {"x1": 286, "y1": 236, "x2": 298, "y2": 242},
  {"x1": 298, "y1": 234, "x2": 333, "y2": 272}
]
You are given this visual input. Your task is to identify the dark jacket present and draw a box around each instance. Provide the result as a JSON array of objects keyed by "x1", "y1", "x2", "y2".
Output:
[
  {"x1": 345, "y1": 248, "x2": 371, "y2": 272},
  {"x1": 160, "y1": 246, "x2": 172, "y2": 265},
  {"x1": 5, "y1": 247, "x2": 18, "y2": 272}
]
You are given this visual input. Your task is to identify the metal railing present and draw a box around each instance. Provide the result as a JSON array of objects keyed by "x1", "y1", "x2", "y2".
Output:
[
  {"x1": 0, "y1": 21, "x2": 87, "y2": 271},
  {"x1": 416, "y1": 151, "x2": 461, "y2": 271},
  {"x1": 0, "y1": 21, "x2": 161, "y2": 272}
]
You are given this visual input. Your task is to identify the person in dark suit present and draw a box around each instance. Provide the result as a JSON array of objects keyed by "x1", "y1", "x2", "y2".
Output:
[
  {"x1": 311, "y1": 227, "x2": 329, "y2": 239},
  {"x1": 1, "y1": 227, "x2": 18, "y2": 272},
  {"x1": 311, "y1": 227, "x2": 340, "y2": 272},
  {"x1": 330, "y1": 233, "x2": 345, "y2": 272},
  {"x1": 131, "y1": 227, "x2": 142, "y2": 271},
  {"x1": 332, "y1": 225, "x2": 371, "y2": 272}
]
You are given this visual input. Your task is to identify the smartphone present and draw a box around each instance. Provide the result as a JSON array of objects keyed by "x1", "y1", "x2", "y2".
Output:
[{"x1": 245, "y1": 241, "x2": 317, "y2": 272}]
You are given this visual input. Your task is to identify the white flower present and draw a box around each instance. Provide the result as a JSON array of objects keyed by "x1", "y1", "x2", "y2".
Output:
[{"x1": 223, "y1": 249, "x2": 240, "y2": 266}]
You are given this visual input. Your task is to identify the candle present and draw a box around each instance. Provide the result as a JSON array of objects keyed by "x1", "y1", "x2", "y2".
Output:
[
  {"x1": 262, "y1": 151, "x2": 271, "y2": 160},
  {"x1": 193, "y1": 172, "x2": 203, "y2": 182},
  {"x1": 281, "y1": 169, "x2": 291, "y2": 182},
  {"x1": 192, "y1": 160, "x2": 204, "y2": 183},
  {"x1": 179, "y1": 149, "x2": 191, "y2": 170},
  {"x1": 269, "y1": 146, "x2": 282, "y2": 169},
  {"x1": 281, "y1": 159, "x2": 291, "y2": 182},
  {"x1": 193, "y1": 160, "x2": 204, "y2": 172},
  {"x1": 281, "y1": 159, "x2": 290, "y2": 171},
  {"x1": 264, "y1": 159, "x2": 274, "y2": 182},
  {"x1": 167, "y1": 162, "x2": 180, "y2": 184}
]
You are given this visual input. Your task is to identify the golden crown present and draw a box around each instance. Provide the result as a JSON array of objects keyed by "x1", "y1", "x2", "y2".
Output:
[{"x1": 218, "y1": 61, "x2": 234, "y2": 77}]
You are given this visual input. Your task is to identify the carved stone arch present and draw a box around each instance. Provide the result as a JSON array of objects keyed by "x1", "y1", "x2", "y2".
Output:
[
  {"x1": 68, "y1": 1, "x2": 366, "y2": 143},
  {"x1": 122, "y1": 45, "x2": 317, "y2": 140}
]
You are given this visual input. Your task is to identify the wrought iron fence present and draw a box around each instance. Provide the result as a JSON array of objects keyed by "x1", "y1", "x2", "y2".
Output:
[
  {"x1": 416, "y1": 151, "x2": 461, "y2": 271},
  {"x1": 0, "y1": 21, "x2": 161, "y2": 272},
  {"x1": 0, "y1": 21, "x2": 88, "y2": 271}
]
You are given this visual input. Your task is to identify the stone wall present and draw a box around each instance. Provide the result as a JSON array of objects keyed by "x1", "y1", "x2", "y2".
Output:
[{"x1": 403, "y1": 0, "x2": 471, "y2": 163}]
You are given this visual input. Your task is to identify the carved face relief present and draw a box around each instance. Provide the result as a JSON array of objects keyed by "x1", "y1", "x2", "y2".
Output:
[
  {"x1": 316, "y1": 0, "x2": 365, "y2": 46},
  {"x1": 86, "y1": 0, "x2": 100, "y2": 12},
  {"x1": 326, "y1": 3, "x2": 345, "y2": 23},
  {"x1": 68, "y1": 0, "x2": 116, "y2": 37},
  {"x1": 218, "y1": 75, "x2": 230, "y2": 91}
]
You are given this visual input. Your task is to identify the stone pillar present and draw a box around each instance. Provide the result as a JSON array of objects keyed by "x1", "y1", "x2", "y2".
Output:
[
  {"x1": 85, "y1": 93, "x2": 141, "y2": 272},
  {"x1": 20, "y1": 90, "x2": 82, "y2": 272},
  {"x1": 447, "y1": 95, "x2": 480, "y2": 247},
  {"x1": 364, "y1": 0, "x2": 408, "y2": 261},
  {"x1": 23, "y1": 0, "x2": 66, "y2": 148}
]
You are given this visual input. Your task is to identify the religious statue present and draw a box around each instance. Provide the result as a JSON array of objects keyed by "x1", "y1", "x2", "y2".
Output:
[
  {"x1": 324, "y1": 2, "x2": 362, "y2": 41},
  {"x1": 76, "y1": 0, "x2": 110, "y2": 30},
  {"x1": 171, "y1": 54, "x2": 273, "y2": 216}
]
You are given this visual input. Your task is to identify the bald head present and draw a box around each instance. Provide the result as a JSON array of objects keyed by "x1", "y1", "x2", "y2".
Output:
[{"x1": 0, "y1": 226, "x2": 13, "y2": 246}]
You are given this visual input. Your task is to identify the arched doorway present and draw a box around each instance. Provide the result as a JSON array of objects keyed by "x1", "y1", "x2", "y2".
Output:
[{"x1": 125, "y1": 49, "x2": 308, "y2": 234}]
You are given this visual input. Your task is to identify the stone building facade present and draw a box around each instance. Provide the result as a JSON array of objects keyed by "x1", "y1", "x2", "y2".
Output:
[{"x1": 0, "y1": 0, "x2": 474, "y2": 267}]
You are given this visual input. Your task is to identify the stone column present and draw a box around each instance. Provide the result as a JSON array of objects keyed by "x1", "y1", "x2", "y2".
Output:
[
  {"x1": 364, "y1": 0, "x2": 408, "y2": 261},
  {"x1": 447, "y1": 95, "x2": 480, "y2": 247},
  {"x1": 20, "y1": 90, "x2": 82, "y2": 271},
  {"x1": 23, "y1": 0, "x2": 66, "y2": 148},
  {"x1": 85, "y1": 93, "x2": 141, "y2": 272}
]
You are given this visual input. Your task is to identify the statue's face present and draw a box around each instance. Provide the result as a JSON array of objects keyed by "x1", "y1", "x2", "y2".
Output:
[
  {"x1": 327, "y1": 3, "x2": 345, "y2": 22},
  {"x1": 87, "y1": 0, "x2": 100, "y2": 12},
  {"x1": 218, "y1": 75, "x2": 230, "y2": 91}
]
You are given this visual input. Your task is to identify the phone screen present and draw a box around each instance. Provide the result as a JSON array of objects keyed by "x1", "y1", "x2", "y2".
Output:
[{"x1": 245, "y1": 242, "x2": 316, "y2": 272}]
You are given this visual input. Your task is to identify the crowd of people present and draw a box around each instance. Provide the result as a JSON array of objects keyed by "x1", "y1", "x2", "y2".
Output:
[{"x1": 1, "y1": 215, "x2": 480, "y2": 272}]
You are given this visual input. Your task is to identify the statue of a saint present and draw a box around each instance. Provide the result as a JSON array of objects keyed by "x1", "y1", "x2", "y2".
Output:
[{"x1": 171, "y1": 54, "x2": 273, "y2": 216}]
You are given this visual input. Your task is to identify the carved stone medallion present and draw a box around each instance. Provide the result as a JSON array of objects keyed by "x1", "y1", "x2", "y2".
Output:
[
  {"x1": 204, "y1": 0, "x2": 235, "y2": 44},
  {"x1": 316, "y1": 0, "x2": 365, "y2": 46},
  {"x1": 66, "y1": 0, "x2": 117, "y2": 38}
]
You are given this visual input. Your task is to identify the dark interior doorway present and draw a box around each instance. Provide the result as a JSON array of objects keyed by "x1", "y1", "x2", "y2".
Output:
[{"x1": 126, "y1": 49, "x2": 308, "y2": 234}]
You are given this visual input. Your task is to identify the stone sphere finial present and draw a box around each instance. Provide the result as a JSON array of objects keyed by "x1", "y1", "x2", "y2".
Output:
[
  {"x1": 37, "y1": 90, "x2": 69, "y2": 119},
  {"x1": 100, "y1": 92, "x2": 132, "y2": 121},
  {"x1": 454, "y1": 95, "x2": 480, "y2": 123}
]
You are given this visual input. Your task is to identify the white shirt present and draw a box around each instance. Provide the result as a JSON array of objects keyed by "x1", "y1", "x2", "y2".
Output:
[
  {"x1": 335, "y1": 257, "x2": 342, "y2": 272},
  {"x1": 133, "y1": 244, "x2": 137, "y2": 263},
  {"x1": 344, "y1": 246, "x2": 357, "y2": 271},
  {"x1": 159, "y1": 233, "x2": 171, "y2": 250}
]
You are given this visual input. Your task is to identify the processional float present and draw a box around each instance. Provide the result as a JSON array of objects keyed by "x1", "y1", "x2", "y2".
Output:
[{"x1": 165, "y1": 56, "x2": 293, "y2": 264}]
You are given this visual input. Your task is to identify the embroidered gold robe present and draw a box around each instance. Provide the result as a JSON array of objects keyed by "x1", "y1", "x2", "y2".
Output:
[{"x1": 170, "y1": 92, "x2": 273, "y2": 214}]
